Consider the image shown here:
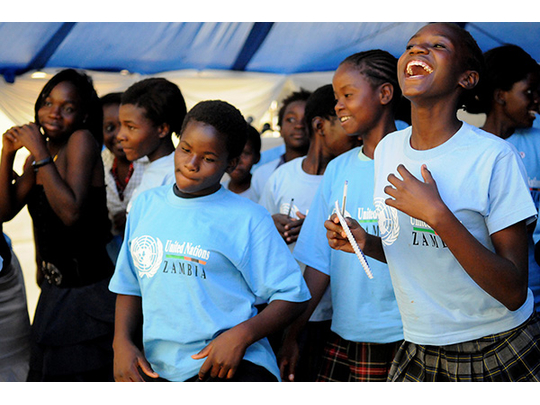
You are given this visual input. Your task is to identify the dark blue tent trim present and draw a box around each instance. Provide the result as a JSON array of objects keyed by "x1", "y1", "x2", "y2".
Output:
[
  {"x1": 27, "y1": 22, "x2": 77, "y2": 71},
  {"x1": 232, "y1": 22, "x2": 274, "y2": 71},
  {"x1": 2, "y1": 22, "x2": 78, "y2": 82}
]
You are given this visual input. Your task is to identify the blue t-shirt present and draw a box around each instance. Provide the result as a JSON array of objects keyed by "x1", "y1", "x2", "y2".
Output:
[
  {"x1": 260, "y1": 157, "x2": 333, "y2": 322},
  {"x1": 507, "y1": 127, "x2": 540, "y2": 312},
  {"x1": 374, "y1": 122, "x2": 537, "y2": 345},
  {"x1": 294, "y1": 147, "x2": 403, "y2": 343},
  {"x1": 109, "y1": 185, "x2": 311, "y2": 382}
]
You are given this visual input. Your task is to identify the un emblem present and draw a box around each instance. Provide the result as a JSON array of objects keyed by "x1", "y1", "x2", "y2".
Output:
[
  {"x1": 130, "y1": 235, "x2": 163, "y2": 278},
  {"x1": 374, "y1": 197, "x2": 399, "y2": 246}
]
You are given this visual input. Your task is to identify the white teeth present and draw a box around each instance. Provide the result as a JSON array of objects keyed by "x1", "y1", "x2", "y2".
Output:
[
  {"x1": 406, "y1": 60, "x2": 434, "y2": 76},
  {"x1": 340, "y1": 116, "x2": 350, "y2": 123}
]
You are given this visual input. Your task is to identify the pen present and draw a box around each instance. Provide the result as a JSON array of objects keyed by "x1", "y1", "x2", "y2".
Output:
[
  {"x1": 341, "y1": 181, "x2": 348, "y2": 216},
  {"x1": 287, "y1": 198, "x2": 294, "y2": 218}
]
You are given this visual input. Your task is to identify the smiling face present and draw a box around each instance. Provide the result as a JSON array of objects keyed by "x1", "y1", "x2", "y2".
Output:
[
  {"x1": 333, "y1": 62, "x2": 382, "y2": 136},
  {"x1": 102, "y1": 103, "x2": 125, "y2": 159},
  {"x1": 397, "y1": 23, "x2": 467, "y2": 103},
  {"x1": 500, "y1": 72, "x2": 540, "y2": 129},
  {"x1": 37, "y1": 81, "x2": 85, "y2": 141},
  {"x1": 174, "y1": 120, "x2": 232, "y2": 197}
]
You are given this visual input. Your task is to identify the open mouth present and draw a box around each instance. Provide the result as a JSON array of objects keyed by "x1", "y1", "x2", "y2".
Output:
[
  {"x1": 406, "y1": 60, "x2": 433, "y2": 77},
  {"x1": 340, "y1": 116, "x2": 351, "y2": 123}
]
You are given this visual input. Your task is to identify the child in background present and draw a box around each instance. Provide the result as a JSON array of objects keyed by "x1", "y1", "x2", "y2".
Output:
[
  {"x1": 0, "y1": 69, "x2": 116, "y2": 381},
  {"x1": 251, "y1": 89, "x2": 311, "y2": 202},
  {"x1": 101, "y1": 92, "x2": 148, "y2": 261},
  {"x1": 109, "y1": 100, "x2": 310, "y2": 382},
  {"x1": 260, "y1": 84, "x2": 358, "y2": 381},
  {"x1": 464, "y1": 45, "x2": 540, "y2": 314},
  {"x1": 327, "y1": 23, "x2": 540, "y2": 381},
  {"x1": 221, "y1": 124, "x2": 261, "y2": 202},
  {"x1": 117, "y1": 78, "x2": 187, "y2": 210},
  {"x1": 281, "y1": 51, "x2": 403, "y2": 382}
]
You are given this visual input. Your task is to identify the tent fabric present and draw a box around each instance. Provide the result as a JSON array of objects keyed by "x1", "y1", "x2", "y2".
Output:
[{"x1": 0, "y1": 22, "x2": 538, "y2": 131}]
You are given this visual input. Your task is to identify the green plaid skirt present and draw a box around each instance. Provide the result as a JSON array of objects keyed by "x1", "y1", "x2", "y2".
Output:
[{"x1": 388, "y1": 311, "x2": 540, "y2": 381}]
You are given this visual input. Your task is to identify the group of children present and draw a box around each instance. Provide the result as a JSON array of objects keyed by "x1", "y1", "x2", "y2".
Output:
[{"x1": 1, "y1": 22, "x2": 540, "y2": 382}]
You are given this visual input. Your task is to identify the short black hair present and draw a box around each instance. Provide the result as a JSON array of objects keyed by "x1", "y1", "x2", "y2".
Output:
[
  {"x1": 303, "y1": 84, "x2": 337, "y2": 137},
  {"x1": 464, "y1": 44, "x2": 538, "y2": 114},
  {"x1": 34, "y1": 68, "x2": 103, "y2": 146},
  {"x1": 121, "y1": 78, "x2": 187, "y2": 137},
  {"x1": 100, "y1": 92, "x2": 123, "y2": 107},
  {"x1": 277, "y1": 88, "x2": 312, "y2": 127},
  {"x1": 181, "y1": 100, "x2": 248, "y2": 160},
  {"x1": 247, "y1": 124, "x2": 261, "y2": 156}
]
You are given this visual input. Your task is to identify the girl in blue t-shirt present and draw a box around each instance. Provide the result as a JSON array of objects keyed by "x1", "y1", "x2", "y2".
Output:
[
  {"x1": 464, "y1": 45, "x2": 540, "y2": 314},
  {"x1": 110, "y1": 100, "x2": 310, "y2": 382},
  {"x1": 280, "y1": 50, "x2": 404, "y2": 382},
  {"x1": 326, "y1": 23, "x2": 540, "y2": 382}
]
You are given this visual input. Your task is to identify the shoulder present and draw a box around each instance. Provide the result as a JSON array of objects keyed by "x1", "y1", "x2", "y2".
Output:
[
  {"x1": 374, "y1": 127, "x2": 410, "y2": 159},
  {"x1": 130, "y1": 184, "x2": 170, "y2": 213},
  {"x1": 65, "y1": 129, "x2": 100, "y2": 155},
  {"x1": 461, "y1": 123, "x2": 517, "y2": 156},
  {"x1": 253, "y1": 157, "x2": 280, "y2": 178}
]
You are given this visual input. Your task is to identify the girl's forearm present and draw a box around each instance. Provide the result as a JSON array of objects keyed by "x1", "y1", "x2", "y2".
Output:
[
  {"x1": 113, "y1": 294, "x2": 143, "y2": 348},
  {"x1": 431, "y1": 207, "x2": 528, "y2": 310},
  {"x1": 236, "y1": 299, "x2": 309, "y2": 347}
]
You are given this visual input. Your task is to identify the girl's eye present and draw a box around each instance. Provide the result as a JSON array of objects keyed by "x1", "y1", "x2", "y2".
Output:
[
  {"x1": 433, "y1": 43, "x2": 446, "y2": 49},
  {"x1": 204, "y1": 157, "x2": 215, "y2": 163},
  {"x1": 286, "y1": 117, "x2": 297, "y2": 124}
]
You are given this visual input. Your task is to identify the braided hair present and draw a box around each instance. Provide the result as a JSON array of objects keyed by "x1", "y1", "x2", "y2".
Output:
[{"x1": 340, "y1": 49, "x2": 402, "y2": 112}]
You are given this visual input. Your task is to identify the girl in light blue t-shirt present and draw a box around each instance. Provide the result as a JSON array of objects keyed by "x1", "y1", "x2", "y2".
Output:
[
  {"x1": 326, "y1": 23, "x2": 540, "y2": 382},
  {"x1": 109, "y1": 100, "x2": 310, "y2": 382}
]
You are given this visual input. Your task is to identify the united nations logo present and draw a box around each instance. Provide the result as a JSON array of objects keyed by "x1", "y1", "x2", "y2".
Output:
[
  {"x1": 374, "y1": 197, "x2": 399, "y2": 246},
  {"x1": 130, "y1": 235, "x2": 163, "y2": 278}
]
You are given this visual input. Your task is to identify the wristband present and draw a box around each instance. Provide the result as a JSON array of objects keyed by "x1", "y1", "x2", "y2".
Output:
[{"x1": 32, "y1": 156, "x2": 54, "y2": 172}]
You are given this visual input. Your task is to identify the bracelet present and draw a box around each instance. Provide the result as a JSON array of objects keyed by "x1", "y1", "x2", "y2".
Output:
[{"x1": 32, "y1": 156, "x2": 54, "y2": 172}]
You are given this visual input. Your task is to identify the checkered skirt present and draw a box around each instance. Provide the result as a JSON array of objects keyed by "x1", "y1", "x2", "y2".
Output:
[{"x1": 388, "y1": 311, "x2": 540, "y2": 382}]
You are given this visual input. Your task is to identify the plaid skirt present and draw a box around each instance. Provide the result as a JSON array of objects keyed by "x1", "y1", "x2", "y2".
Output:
[
  {"x1": 317, "y1": 331, "x2": 402, "y2": 382},
  {"x1": 388, "y1": 311, "x2": 540, "y2": 382}
]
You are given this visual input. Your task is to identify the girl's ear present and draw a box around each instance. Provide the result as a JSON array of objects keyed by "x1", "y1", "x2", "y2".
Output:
[
  {"x1": 225, "y1": 157, "x2": 239, "y2": 174},
  {"x1": 157, "y1": 122, "x2": 171, "y2": 139},
  {"x1": 494, "y1": 88, "x2": 507, "y2": 106},
  {"x1": 312, "y1": 117, "x2": 324, "y2": 136},
  {"x1": 458, "y1": 70, "x2": 480, "y2": 91},
  {"x1": 379, "y1": 83, "x2": 394, "y2": 106}
]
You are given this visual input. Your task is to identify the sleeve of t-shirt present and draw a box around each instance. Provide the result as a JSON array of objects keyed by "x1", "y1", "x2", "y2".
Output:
[
  {"x1": 238, "y1": 211, "x2": 311, "y2": 304},
  {"x1": 485, "y1": 147, "x2": 537, "y2": 234}
]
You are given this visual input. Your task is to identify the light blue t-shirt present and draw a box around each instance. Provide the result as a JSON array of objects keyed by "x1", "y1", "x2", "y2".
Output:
[
  {"x1": 507, "y1": 126, "x2": 540, "y2": 313},
  {"x1": 109, "y1": 185, "x2": 311, "y2": 382},
  {"x1": 294, "y1": 147, "x2": 403, "y2": 343},
  {"x1": 374, "y1": 122, "x2": 537, "y2": 345},
  {"x1": 260, "y1": 156, "x2": 333, "y2": 322},
  {"x1": 251, "y1": 157, "x2": 282, "y2": 203}
]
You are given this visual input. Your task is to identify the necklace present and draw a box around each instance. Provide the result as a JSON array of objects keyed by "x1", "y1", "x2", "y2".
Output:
[{"x1": 111, "y1": 157, "x2": 134, "y2": 201}]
